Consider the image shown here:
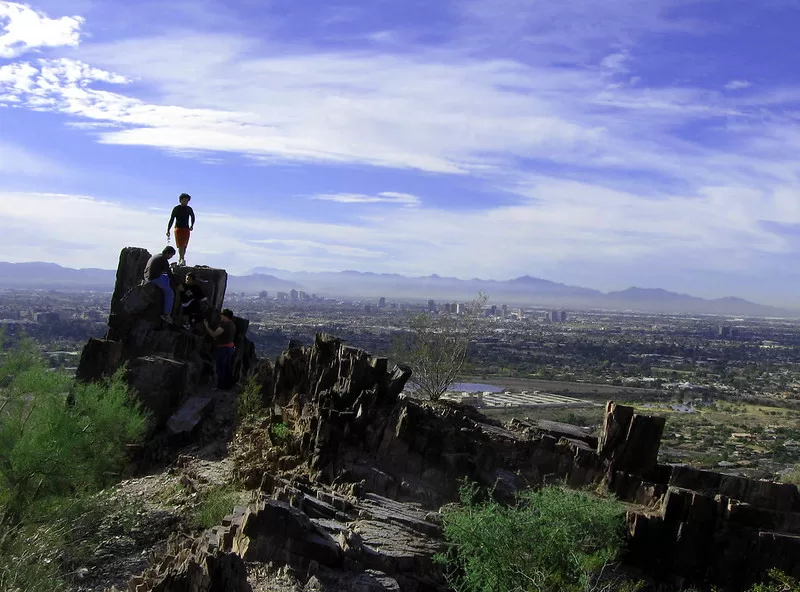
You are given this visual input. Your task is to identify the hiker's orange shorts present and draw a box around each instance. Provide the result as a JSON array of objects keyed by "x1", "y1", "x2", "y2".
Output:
[{"x1": 174, "y1": 228, "x2": 191, "y2": 248}]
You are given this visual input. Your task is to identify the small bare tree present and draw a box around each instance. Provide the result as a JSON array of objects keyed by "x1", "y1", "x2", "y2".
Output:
[{"x1": 393, "y1": 292, "x2": 488, "y2": 401}]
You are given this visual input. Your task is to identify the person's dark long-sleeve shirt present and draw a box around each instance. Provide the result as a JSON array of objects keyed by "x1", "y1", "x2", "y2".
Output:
[
  {"x1": 180, "y1": 282, "x2": 206, "y2": 304},
  {"x1": 168, "y1": 205, "x2": 195, "y2": 230},
  {"x1": 144, "y1": 253, "x2": 174, "y2": 281}
]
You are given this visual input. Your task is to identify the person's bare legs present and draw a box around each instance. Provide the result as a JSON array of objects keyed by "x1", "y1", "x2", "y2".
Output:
[{"x1": 178, "y1": 246, "x2": 187, "y2": 265}]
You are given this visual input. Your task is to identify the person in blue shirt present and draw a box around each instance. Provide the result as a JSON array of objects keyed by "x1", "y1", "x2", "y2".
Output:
[{"x1": 143, "y1": 246, "x2": 176, "y2": 323}]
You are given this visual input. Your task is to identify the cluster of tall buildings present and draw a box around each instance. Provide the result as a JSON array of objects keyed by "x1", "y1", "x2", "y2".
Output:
[
  {"x1": 275, "y1": 289, "x2": 320, "y2": 302},
  {"x1": 440, "y1": 302, "x2": 468, "y2": 314}
]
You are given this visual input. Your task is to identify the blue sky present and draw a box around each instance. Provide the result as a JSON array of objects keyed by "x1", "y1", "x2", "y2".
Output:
[{"x1": 1, "y1": 0, "x2": 800, "y2": 305}]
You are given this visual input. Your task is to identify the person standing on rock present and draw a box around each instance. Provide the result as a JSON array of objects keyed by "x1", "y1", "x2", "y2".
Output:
[
  {"x1": 144, "y1": 246, "x2": 177, "y2": 323},
  {"x1": 204, "y1": 309, "x2": 236, "y2": 390},
  {"x1": 166, "y1": 193, "x2": 195, "y2": 267}
]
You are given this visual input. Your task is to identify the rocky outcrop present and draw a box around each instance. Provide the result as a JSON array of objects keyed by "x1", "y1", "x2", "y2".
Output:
[
  {"x1": 107, "y1": 247, "x2": 228, "y2": 341},
  {"x1": 248, "y1": 340, "x2": 800, "y2": 590},
  {"x1": 598, "y1": 400, "x2": 665, "y2": 476},
  {"x1": 121, "y1": 332, "x2": 800, "y2": 592},
  {"x1": 130, "y1": 475, "x2": 445, "y2": 592},
  {"x1": 258, "y1": 334, "x2": 581, "y2": 505},
  {"x1": 76, "y1": 246, "x2": 257, "y2": 431},
  {"x1": 624, "y1": 466, "x2": 800, "y2": 590},
  {"x1": 124, "y1": 533, "x2": 251, "y2": 592}
]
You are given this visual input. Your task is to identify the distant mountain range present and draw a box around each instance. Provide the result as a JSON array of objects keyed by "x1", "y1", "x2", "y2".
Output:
[
  {"x1": 244, "y1": 267, "x2": 795, "y2": 317},
  {"x1": 0, "y1": 261, "x2": 794, "y2": 318}
]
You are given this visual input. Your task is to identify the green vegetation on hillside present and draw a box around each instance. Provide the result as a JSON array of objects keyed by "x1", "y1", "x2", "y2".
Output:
[
  {"x1": 0, "y1": 336, "x2": 148, "y2": 591},
  {"x1": 438, "y1": 484, "x2": 634, "y2": 592},
  {"x1": 746, "y1": 569, "x2": 800, "y2": 592},
  {"x1": 782, "y1": 465, "x2": 800, "y2": 488}
]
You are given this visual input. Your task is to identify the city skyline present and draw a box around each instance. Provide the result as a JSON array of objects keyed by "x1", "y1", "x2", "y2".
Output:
[
  {"x1": 2, "y1": 0, "x2": 800, "y2": 306},
  {"x1": 0, "y1": 259, "x2": 794, "y2": 316}
]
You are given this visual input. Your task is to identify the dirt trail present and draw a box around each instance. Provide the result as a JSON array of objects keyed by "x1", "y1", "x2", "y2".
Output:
[{"x1": 70, "y1": 387, "x2": 248, "y2": 592}]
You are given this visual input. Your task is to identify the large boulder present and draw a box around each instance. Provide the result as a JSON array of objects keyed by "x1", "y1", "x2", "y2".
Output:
[
  {"x1": 77, "y1": 246, "x2": 256, "y2": 431},
  {"x1": 598, "y1": 401, "x2": 665, "y2": 477},
  {"x1": 75, "y1": 337, "x2": 123, "y2": 382},
  {"x1": 109, "y1": 247, "x2": 152, "y2": 317},
  {"x1": 128, "y1": 356, "x2": 190, "y2": 428},
  {"x1": 107, "y1": 248, "x2": 228, "y2": 341}
]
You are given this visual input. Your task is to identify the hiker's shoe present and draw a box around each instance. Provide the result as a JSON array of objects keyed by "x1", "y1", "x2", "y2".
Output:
[{"x1": 160, "y1": 314, "x2": 174, "y2": 324}]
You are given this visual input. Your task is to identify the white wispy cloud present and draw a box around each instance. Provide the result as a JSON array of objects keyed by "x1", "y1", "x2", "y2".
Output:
[
  {"x1": 1, "y1": 43, "x2": 605, "y2": 174},
  {"x1": 0, "y1": 34, "x2": 785, "y2": 189},
  {"x1": 456, "y1": 0, "x2": 703, "y2": 62},
  {"x1": 311, "y1": 192, "x2": 420, "y2": 207},
  {"x1": 725, "y1": 79, "x2": 752, "y2": 91},
  {"x1": 248, "y1": 238, "x2": 384, "y2": 259},
  {"x1": 0, "y1": 1, "x2": 82, "y2": 58},
  {"x1": 2, "y1": 0, "x2": 800, "y2": 303},
  {"x1": 0, "y1": 0, "x2": 792, "y2": 190},
  {"x1": 0, "y1": 184, "x2": 796, "y2": 293}
]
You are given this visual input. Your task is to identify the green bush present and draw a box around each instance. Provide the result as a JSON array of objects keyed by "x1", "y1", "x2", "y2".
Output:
[
  {"x1": 0, "y1": 351, "x2": 147, "y2": 520},
  {"x1": 237, "y1": 373, "x2": 265, "y2": 419},
  {"x1": 0, "y1": 338, "x2": 148, "y2": 590},
  {"x1": 271, "y1": 422, "x2": 290, "y2": 443},
  {"x1": 193, "y1": 485, "x2": 247, "y2": 530},
  {"x1": 781, "y1": 466, "x2": 800, "y2": 488},
  {"x1": 0, "y1": 521, "x2": 68, "y2": 592},
  {"x1": 747, "y1": 569, "x2": 800, "y2": 592},
  {"x1": 439, "y1": 484, "x2": 630, "y2": 592}
]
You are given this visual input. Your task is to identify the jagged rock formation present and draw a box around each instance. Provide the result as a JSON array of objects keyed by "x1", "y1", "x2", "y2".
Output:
[
  {"x1": 126, "y1": 533, "x2": 250, "y2": 592},
  {"x1": 114, "y1": 330, "x2": 799, "y2": 592},
  {"x1": 76, "y1": 246, "x2": 257, "y2": 432},
  {"x1": 239, "y1": 333, "x2": 558, "y2": 505}
]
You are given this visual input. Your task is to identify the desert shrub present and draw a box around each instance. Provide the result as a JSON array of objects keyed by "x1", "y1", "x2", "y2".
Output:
[
  {"x1": 237, "y1": 373, "x2": 266, "y2": 420},
  {"x1": 0, "y1": 339, "x2": 148, "y2": 589},
  {"x1": 392, "y1": 292, "x2": 488, "y2": 401},
  {"x1": 0, "y1": 354, "x2": 147, "y2": 520},
  {"x1": 439, "y1": 484, "x2": 630, "y2": 592},
  {"x1": 193, "y1": 485, "x2": 247, "y2": 530},
  {"x1": 271, "y1": 422, "x2": 290, "y2": 443},
  {"x1": 746, "y1": 568, "x2": 800, "y2": 592},
  {"x1": 0, "y1": 520, "x2": 68, "y2": 592},
  {"x1": 0, "y1": 490, "x2": 144, "y2": 592},
  {"x1": 781, "y1": 465, "x2": 800, "y2": 488}
]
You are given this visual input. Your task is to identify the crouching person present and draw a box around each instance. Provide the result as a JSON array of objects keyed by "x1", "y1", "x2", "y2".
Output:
[
  {"x1": 144, "y1": 246, "x2": 177, "y2": 323},
  {"x1": 204, "y1": 309, "x2": 236, "y2": 390},
  {"x1": 178, "y1": 272, "x2": 209, "y2": 327}
]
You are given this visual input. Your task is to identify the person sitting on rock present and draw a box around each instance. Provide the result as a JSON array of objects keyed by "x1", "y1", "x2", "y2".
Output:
[
  {"x1": 144, "y1": 246, "x2": 176, "y2": 323},
  {"x1": 204, "y1": 309, "x2": 236, "y2": 390},
  {"x1": 166, "y1": 193, "x2": 195, "y2": 267},
  {"x1": 178, "y1": 272, "x2": 209, "y2": 327}
]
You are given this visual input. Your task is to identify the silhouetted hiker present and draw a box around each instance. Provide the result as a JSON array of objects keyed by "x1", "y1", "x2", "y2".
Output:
[
  {"x1": 144, "y1": 246, "x2": 176, "y2": 323},
  {"x1": 167, "y1": 193, "x2": 195, "y2": 267},
  {"x1": 204, "y1": 309, "x2": 236, "y2": 390},
  {"x1": 178, "y1": 272, "x2": 209, "y2": 327}
]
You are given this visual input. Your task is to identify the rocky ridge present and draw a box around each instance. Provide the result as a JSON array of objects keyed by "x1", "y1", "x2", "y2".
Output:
[{"x1": 75, "y1": 248, "x2": 800, "y2": 592}]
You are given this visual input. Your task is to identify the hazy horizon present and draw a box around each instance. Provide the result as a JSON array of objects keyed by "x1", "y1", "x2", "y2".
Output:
[
  {"x1": 2, "y1": 1, "x2": 800, "y2": 307},
  {"x1": 2, "y1": 258, "x2": 797, "y2": 312}
]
